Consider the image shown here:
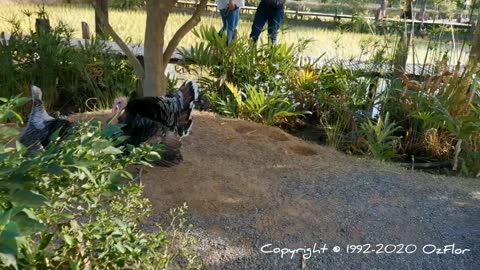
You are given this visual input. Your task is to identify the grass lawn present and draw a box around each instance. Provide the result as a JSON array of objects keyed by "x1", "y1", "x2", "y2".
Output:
[{"x1": 0, "y1": 4, "x2": 471, "y2": 65}]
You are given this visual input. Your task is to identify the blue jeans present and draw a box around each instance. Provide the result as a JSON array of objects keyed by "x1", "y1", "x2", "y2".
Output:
[
  {"x1": 250, "y1": 1, "x2": 284, "y2": 44},
  {"x1": 219, "y1": 7, "x2": 240, "y2": 45}
]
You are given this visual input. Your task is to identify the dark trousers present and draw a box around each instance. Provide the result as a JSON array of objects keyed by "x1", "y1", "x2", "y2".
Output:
[{"x1": 249, "y1": 1, "x2": 285, "y2": 44}]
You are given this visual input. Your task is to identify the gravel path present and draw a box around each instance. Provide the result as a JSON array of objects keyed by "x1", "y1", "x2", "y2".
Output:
[{"x1": 130, "y1": 112, "x2": 480, "y2": 270}]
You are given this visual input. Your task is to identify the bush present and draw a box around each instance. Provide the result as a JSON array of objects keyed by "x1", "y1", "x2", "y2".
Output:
[
  {"x1": 402, "y1": 66, "x2": 480, "y2": 175},
  {"x1": 182, "y1": 25, "x2": 480, "y2": 177},
  {"x1": 110, "y1": 0, "x2": 146, "y2": 9},
  {"x1": 0, "y1": 11, "x2": 138, "y2": 116},
  {"x1": 360, "y1": 112, "x2": 402, "y2": 161},
  {"x1": 180, "y1": 26, "x2": 312, "y2": 126},
  {"x1": 0, "y1": 98, "x2": 200, "y2": 269}
]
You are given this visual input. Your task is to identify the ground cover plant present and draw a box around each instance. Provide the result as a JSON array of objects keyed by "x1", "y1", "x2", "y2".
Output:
[{"x1": 0, "y1": 97, "x2": 201, "y2": 269}]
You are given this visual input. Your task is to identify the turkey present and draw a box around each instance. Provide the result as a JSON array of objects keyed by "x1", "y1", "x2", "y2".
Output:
[
  {"x1": 111, "y1": 80, "x2": 199, "y2": 166},
  {"x1": 19, "y1": 85, "x2": 71, "y2": 151}
]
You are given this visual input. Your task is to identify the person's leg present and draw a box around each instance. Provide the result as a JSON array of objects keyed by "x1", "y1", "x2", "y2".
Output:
[
  {"x1": 250, "y1": 1, "x2": 268, "y2": 43},
  {"x1": 234, "y1": 7, "x2": 240, "y2": 28},
  {"x1": 225, "y1": 8, "x2": 237, "y2": 45},
  {"x1": 218, "y1": 9, "x2": 228, "y2": 36},
  {"x1": 232, "y1": 8, "x2": 240, "y2": 40},
  {"x1": 267, "y1": 6, "x2": 285, "y2": 44}
]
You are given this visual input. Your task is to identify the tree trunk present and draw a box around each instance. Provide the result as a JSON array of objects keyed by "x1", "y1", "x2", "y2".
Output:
[
  {"x1": 144, "y1": 0, "x2": 208, "y2": 97},
  {"x1": 95, "y1": 0, "x2": 108, "y2": 36},
  {"x1": 92, "y1": 0, "x2": 208, "y2": 97},
  {"x1": 469, "y1": 20, "x2": 480, "y2": 68},
  {"x1": 394, "y1": 30, "x2": 411, "y2": 78},
  {"x1": 143, "y1": 0, "x2": 173, "y2": 97}
]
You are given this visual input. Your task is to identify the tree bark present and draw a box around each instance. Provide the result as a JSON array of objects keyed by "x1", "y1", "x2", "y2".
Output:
[
  {"x1": 469, "y1": 19, "x2": 480, "y2": 68},
  {"x1": 394, "y1": 29, "x2": 411, "y2": 78},
  {"x1": 143, "y1": 0, "x2": 208, "y2": 97},
  {"x1": 143, "y1": 0, "x2": 173, "y2": 97},
  {"x1": 163, "y1": 0, "x2": 208, "y2": 66},
  {"x1": 92, "y1": 0, "x2": 209, "y2": 97},
  {"x1": 95, "y1": 0, "x2": 108, "y2": 36}
]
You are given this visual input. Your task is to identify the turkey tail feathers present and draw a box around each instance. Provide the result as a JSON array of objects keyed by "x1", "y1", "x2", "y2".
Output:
[{"x1": 175, "y1": 80, "x2": 199, "y2": 137}]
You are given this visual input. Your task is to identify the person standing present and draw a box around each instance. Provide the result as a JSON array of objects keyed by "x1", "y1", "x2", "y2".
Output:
[
  {"x1": 249, "y1": 0, "x2": 286, "y2": 44},
  {"x1": 217, "y1": 0, "x2": 245, "y2": 45}
]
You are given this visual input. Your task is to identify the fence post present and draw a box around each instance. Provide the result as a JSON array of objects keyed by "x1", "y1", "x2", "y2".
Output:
[
  {"x1": 81, "y1": 22, "x2": 91, "y2": 39},
  {"x1": 35, "y1": 18, "x2": 51, "y2": 33}
]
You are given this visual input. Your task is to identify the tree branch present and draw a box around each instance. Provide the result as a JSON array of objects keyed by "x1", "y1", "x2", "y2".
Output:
[
  {"x1": 163, "y1": 0, "x2": 208, "y2": 65},
  {"x1": 92, "y1": 1, "x2": 145, "y2": 85}
]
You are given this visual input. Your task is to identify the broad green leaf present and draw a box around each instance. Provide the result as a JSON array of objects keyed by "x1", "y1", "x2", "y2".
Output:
[
  {"x1": 0, "y1": 127, "x2": 18, "y2": 137},
  {"x1": 11, "y1": 190, "x2": 48, "y2": 208},
  {"x1": 46, "y1": 163, "x2": 64, "y2": 175},
  {"x1": 92, "y1": 141, "x2": 111, "y2": 151},
  {"x1": 4, "y1": 111, "x2": 23, "y2": 124},
  {"x1": 15, "y1": 141, "x2": 25, "y2": 152},
  {"x1": 66, "y1": 165, "x2": 95, "y2": 182},
  {"x1": 115, "y1": 242, "x2": 126, "y2": 254},
  {"x1": 63, "y1": 235, "x2": 74, "y2": 246},
  {"x1": 145, "y1": 151, "x2": 161, "y2": 162},
  {"x1": 81, "y1": 183, "x2": 92, "y2": 189},
  {"x1": 101, "y1": 146, "x2": 123, "y2": 155},
  {"x1": 69, "y1": 260, "x2": 80, "y2": 270},
  {"x1": 11, "y1": 210, "x2": 45, "y2": 235},
  {"x1": 38, "y1": 233, "x2": 54, "y2": 250},
  {"x1": 0, "y1": 223, "x2": 20, "y2": 254},
  {"x1": 101, "y1": 124, "x2": 124, "y2": 138}
]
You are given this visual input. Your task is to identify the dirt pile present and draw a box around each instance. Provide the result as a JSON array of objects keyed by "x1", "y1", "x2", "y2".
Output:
[{"x1": 72, "y1": 110, "x2": 480, "y2": 269}]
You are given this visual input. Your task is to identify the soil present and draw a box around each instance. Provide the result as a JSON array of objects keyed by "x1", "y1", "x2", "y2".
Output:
[{"x1": 73, "y1": 110, "x2": 480, "y2": 269}]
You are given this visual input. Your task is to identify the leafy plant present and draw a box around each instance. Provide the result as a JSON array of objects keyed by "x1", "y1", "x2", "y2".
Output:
[
  {"x1": 0, "y1": 95, "x2": 29, "y2": 148},
  {"x1": 0, "y1": 9, "x2": 137, "y2": 116},
  {"x1": 361, "y1": 112, "x2": 402, "y2": 161},
  {"x1": 111, "y1": 0, "x2": 146, "y2": 9},
  {"x1": 180, "y1": 26, "x2": 312, "y2": 125},
  {"x1": 0, "y1": 99, "x2": 200, "y2": 269},
  {"x1": 233, "y1": 83, "x2": 305, "y2": 125},
  {"x1": 404, "y1": 65, "x2": 480, "y2": 174}
]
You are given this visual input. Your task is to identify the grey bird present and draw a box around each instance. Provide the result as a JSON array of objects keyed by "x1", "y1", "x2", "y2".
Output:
[{"x1": 19, "y1": 85, "x2": 71, "y2": 151}]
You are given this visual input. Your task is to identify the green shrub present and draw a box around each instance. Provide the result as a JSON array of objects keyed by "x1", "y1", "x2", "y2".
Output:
[
  {"x1": 180, "y1": 25, "x2": 479, "y2": 177},
  {"x1": 111, "y1": 0, "x2": 146, "y2": 9},
  {"x1": 405, "y1": 69, "x2": 480, "y2": 176},
  {"x1": 0, "y1": 11, "x2": 137, "y2": 116},
  {"x1": 180, "y1": 26, "x2": 312, "y2": 125},
  {"x1": 0, "y1": 95, "x2": 30, "y2": 149},
  {"x1": 0, "y1": 98, "x2": 200, "y2": 269},
  {"x1": 360, "y1": 112, "x2": 402, "y2": 161}
]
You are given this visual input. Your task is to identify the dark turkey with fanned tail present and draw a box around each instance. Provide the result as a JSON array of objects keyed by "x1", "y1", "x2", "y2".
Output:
[
  {"x1": 19, "y1": 85, "x2": 71, "y2": 151},
  {"x1": 111, "y1": 80, "x2": 199, "y2": 167}
]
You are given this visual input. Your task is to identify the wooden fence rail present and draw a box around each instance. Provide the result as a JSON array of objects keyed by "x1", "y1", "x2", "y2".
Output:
[{"x1": 175, "y1": 0, "x2": 472, "y2": 29}]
